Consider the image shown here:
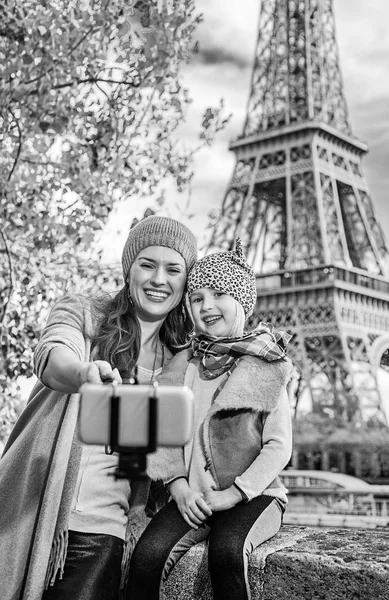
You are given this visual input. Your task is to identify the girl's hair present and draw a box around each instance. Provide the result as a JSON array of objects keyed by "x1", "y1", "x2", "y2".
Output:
[{"x1": 90, "y1": 283, "x2": 193, "y2": 379}]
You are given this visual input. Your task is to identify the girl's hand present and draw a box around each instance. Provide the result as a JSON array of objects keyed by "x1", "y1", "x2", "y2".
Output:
[
  {"x1": 80, "y1": 361, "x2": 122, "y2": 387},
  {"x1": 203, "y1": 486, "x2": 243, "y2": 512},
  {"x1": 168, "y1": 479, "x2": 212, "y2": 529}
]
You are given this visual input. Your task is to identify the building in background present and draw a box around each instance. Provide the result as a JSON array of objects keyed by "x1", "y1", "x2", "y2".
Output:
[{"x1": 208, "y1": 0, "x2": 389, "y2": 482}]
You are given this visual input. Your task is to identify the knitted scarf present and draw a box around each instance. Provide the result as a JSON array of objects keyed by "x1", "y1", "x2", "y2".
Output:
[{"x1": 192, "y1": 322, "x2": 291, "y2": 379}]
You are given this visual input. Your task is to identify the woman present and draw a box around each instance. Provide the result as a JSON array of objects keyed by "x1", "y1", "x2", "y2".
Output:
[{"x1": 0, "y1": 215, "x2": 197, "y2": 600}]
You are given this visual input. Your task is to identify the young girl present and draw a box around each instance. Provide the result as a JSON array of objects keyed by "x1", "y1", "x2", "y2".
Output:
[{"x1": 127, "y1": 239, "x2": 293, "y2": 600}]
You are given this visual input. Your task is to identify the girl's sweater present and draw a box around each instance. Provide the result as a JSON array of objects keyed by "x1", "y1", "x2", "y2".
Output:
[
  {"x1": 148, "y1": 350, "x2": 293, "y2": 505},
  {"x1": 183, "y1": 361, "x2": 291, "y2": 503},
  {"x1": 184, "y1": 370, "x2": 220, "y2": 494}
]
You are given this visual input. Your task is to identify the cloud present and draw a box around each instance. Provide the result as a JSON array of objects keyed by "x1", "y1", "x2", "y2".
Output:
[
  {"x1": 193, "y1": 46, "x2": 250, "y2": 69},
  {"x1": 336, "y1": 0, "x2": 389, "y2": 103},
  {"x1": 193, "y1": 0, "x2": 259, "y2": 68},
  {"x1": 102, "y1": 0, "x2": 389, "y2": 261},
  {"x1": 186, "y1": 0, "x2": 389, "y2": 248}
]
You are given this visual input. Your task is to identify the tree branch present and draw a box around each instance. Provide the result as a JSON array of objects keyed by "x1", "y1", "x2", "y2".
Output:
[
  {"x1": 21, "y1": 77, "x2": 140, "y2": 97},
  {"x1": 131, "y1": 88, "x2": 156, "y2": 138},
  {"x1": 0, "y1": 228, "x2": 14, "y2": 327},
  {"x1": 7, "y1": 108, "x2": 22, "y2": 182},
  {"x1": 21, "y1": 158, "x2": 65, "y2": 169},
  {"x1": 54, "y1": 76, "x2": 139, "y2": 89},
  {"x1": 59, "y1": 198, "x2": 81, "y2": 213}
]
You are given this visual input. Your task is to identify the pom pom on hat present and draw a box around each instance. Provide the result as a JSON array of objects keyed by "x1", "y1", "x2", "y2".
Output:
[
  {"x1": 187, "y1": 238, "x2": 257, "y2": 317},
  {"x1": 122, "y1": 215, "x2": 198, "y2": 280}
]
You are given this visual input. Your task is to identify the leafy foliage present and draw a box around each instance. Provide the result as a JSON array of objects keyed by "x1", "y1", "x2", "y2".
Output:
[{"x1": 0, "y1": 0, "x2": 229, "y2": 444}]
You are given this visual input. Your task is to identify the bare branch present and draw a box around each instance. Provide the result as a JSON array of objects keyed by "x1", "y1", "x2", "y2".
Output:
[
  {"x1": 7, "y1": 108, "x2": 22, "y2": 182},
  {"x1": 21, "y1": 158, "x2": 65, "y2": 169},
  {"x1": 59, "y1": 198, "x2": 81, "y2": 213},
  {"x1": 131, "y1": 88, "x2": 156, "y2": 138},
  {"x1": 20, "y1": 76, "x2": 140, "y2": 97},
  {"x1": 0, "y1": 228, "x2": 14, "y2": 327}
]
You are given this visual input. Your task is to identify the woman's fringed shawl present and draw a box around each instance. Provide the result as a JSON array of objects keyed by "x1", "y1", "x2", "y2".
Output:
[
  {"x1": 0, "y1": 382, "x2": 82, "y2": 600},
  {"x1": 0, "y1": 296, "x2": 90, "y2": 600},
  {"x1": 44, "y1": 530, "x2": 69, "y2": 589}
]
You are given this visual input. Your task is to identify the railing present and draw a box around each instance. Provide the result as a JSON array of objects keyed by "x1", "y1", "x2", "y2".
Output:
[
  {"x1": 256, "y1": 265, "x2": 389, "y2": 295},
  {"x1": 283, "y1": 486, "x2": 389, "y2": 529},
  {"x1": 284, "y1": 512, "x2": 388, "y2": 529}
]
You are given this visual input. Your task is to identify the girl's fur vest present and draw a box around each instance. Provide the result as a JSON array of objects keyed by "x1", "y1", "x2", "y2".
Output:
[{"x1": 148, "y1": 348, "x2": 293, "y2": 494}]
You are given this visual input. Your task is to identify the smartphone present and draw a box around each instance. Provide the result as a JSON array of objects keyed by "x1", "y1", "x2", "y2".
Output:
[{"x1": 78, "y1": 383, "x2": 194, "y2": 448}]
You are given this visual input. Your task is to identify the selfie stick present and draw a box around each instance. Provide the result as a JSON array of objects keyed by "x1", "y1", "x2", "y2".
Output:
[{"x1": 109, "y1": 379, "x2": 158, "y2": 480}]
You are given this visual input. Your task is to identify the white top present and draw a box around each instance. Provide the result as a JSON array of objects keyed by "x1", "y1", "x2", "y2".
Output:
[
  {"x1": 69, "y1": 365, "x2": 162, "y2": 540},
  {"x1": 184, "y1": 364, "x2": 221, "y2": 495}
]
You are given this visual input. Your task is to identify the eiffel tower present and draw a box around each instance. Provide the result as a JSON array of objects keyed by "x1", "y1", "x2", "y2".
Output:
[{"x1": 208, "y1": 0, "x2": 389, "y2": 428}]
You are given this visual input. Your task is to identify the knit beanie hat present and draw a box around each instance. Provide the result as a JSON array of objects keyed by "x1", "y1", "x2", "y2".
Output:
[
  {"x1": 122, "y1": 215, "x2": 198, "y2": 280},
  {"x1": 187, "y1": 238, "x2": 257, "y2": 317}
]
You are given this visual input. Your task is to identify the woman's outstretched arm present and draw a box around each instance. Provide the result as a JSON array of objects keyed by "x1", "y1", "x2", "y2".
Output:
[
  {"x1": 34, "y1": 294, "x2": 121, "y2": 393},
  {"x1": 42, "y1": 347, "x2": 121, "y2": 393}
]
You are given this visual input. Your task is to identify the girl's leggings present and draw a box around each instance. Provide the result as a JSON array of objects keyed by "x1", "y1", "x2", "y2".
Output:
[{"x1": 126, "y1": 494, "x2": 283, "y2": 600}]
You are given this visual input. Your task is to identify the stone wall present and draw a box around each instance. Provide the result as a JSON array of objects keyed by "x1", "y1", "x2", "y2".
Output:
[{"x1": 160, "y1": 526, "x2": 389, "y2": 600}]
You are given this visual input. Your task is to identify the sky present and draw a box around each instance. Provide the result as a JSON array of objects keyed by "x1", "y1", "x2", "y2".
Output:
[{"x1": 102, "y1": 0, "x2": 389, "y2": 262}]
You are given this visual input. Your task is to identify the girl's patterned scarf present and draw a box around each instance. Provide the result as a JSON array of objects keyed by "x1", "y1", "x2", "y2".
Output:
[{"x1": 192, "y1": 322, "x2": 291, "y2": 379}]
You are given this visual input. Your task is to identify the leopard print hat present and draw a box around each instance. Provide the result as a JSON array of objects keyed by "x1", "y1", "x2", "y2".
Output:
[{"x1": 187, "y1": 238, "x2": 257, "y2": 317}]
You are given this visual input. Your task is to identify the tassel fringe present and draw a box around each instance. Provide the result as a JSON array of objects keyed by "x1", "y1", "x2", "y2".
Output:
[
  {"x1": 44, "y1": 529, "x2": 69, "y2": 589},
  {"x1": 119, "y1": 526, "x2": 142, "y2": 599}
]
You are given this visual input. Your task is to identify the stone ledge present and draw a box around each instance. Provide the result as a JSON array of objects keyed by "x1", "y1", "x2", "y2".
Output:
[{"x1": 160, "y1": 526, "x2": 389, "y2": 600}]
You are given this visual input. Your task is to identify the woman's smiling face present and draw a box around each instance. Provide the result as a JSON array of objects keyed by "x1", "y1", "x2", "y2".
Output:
[
  {"x1": 129, "y1": 246, "x2": 187, "y2": 322},
  {"x1": 189, "y1": 287, "x2": 240, "y2": 337}
]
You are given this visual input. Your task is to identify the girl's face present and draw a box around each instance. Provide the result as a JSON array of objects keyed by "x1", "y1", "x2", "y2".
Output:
[
  {"x1": 189, "y1": 288, "x2": 243, "y2": 337},
  {"x1": 129, "y1": 246, "x2": 186, "y2": 322}
]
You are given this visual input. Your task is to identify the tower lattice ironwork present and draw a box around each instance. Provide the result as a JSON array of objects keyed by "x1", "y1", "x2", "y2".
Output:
[{"x1": 208, "y1": 0, "x2": 389, "y2": 426}]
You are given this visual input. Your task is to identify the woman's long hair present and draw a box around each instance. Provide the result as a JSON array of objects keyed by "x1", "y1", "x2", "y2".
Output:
[{"x1": 90, "y1": 282, "x2": 193, "y2": 379}]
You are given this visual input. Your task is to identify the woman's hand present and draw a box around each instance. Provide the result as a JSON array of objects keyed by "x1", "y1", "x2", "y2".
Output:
[
  {"x1": 168, "y1": 478, "x2": 212, "y2": 529},
  {"x1": 203, "y1": 486, "x2": 243, "y2": 512},
  {"x1": 81, "y1": 361, "x2": 122, "y2": 386}
]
